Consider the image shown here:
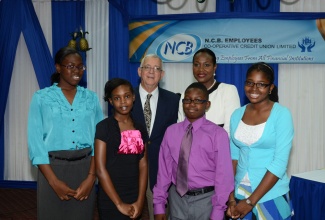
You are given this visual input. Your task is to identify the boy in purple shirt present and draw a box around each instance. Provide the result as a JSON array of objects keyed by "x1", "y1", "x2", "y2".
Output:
[{"x1": 153, "y1": 82, "x2": 234, "y2": 220}]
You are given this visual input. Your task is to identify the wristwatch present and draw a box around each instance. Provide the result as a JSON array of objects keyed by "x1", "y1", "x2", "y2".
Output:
[{"x1": 246, "y1": 198, "x2": 254, "y2": 207}]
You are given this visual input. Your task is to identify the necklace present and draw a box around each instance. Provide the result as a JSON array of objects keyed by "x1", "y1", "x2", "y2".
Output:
[{"x1": 207, "y1": 80, "x2": 216, "y2": 90}]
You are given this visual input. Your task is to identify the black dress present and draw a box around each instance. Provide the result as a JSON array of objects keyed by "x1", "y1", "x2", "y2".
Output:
[{"x1": 95, "y1": 116, "x2": 148, "y2": 220}]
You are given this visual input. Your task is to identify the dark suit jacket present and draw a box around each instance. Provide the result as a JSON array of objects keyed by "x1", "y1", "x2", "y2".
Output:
[{"x1": 132, "y1": 86, "x2": 180, "y2": 190}]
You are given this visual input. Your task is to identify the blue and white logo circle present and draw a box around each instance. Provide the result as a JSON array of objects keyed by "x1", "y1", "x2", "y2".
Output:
[{"x1": 157, "y1": 34, "x2": 201, "y2": 62}]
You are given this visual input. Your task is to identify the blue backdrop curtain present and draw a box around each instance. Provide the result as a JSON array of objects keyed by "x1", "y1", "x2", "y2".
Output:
[
  {"x1": 108, "y1": 0, "x2": 157, "y2": 115},
  {"x1": 109, "y1": 0, "x2": 158, "y2": 87},
  {"x1": 0, "y1": 0, "x2": 53, "y2": 181},
  {"x1": 52, "y1": 1, "x2": 86, "y2": 87}
]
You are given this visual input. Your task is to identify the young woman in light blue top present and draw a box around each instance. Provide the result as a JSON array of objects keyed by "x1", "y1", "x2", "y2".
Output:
[
  {"x1": 27, "y1": 47, "x2": 103, "y2": 220},
  {"x1": 226, "y1": 62, "x2": 294, "y2": 220}
]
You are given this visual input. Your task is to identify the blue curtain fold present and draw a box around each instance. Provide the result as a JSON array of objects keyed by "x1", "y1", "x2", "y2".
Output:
[
  {"x1": 0, "y1": 0, "x2": 20, "y2": 180},
  {"x1": 52, "y1": 1, "x2": 86, "y2": 87},
  {"x1": 0, "y1": 0, "x2": 53, "y2": 180},
  {"x1": 22, "y1": 1, "x2": 54, "y2": 88}
]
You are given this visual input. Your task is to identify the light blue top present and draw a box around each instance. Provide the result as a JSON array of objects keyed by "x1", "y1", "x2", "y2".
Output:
[
  {"x1": 230, "y1": 102, "x2": 294, "y2": 203},
  {"x1": 27, "y1": 83, "x2": 103, "y2": 165}
]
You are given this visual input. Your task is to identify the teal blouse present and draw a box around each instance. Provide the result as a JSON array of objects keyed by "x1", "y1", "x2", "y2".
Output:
[{"x1": 27, "y1": 83, "x2": 103, "y2": 165}]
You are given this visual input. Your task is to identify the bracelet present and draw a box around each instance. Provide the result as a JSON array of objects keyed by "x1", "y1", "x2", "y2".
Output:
[
  {"x1": 246, "y1": 198, "x2": 255, "y2": 207},
  {"x1": 88, "y1": 172, "x2": 96, "y2": 176},
  {"x1": 227, "y1": 200, "x2": 236, "y2": 206}
]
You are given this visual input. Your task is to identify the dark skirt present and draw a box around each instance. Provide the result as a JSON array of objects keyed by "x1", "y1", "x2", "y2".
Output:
[{"x1": 38, "y1": 147, "x2": 95, "y2": 220}]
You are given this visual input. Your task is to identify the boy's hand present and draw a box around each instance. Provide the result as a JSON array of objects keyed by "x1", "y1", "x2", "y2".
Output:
[
  {"x1": 226, "y1": 203, "x2": 240, "y2": 219},
  {"x1": 154, "y1": 214, "x2": 167, "y2": 220}
]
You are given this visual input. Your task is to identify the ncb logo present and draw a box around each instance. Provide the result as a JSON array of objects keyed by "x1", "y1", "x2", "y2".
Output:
[{"x1": 157, "y1": 34, "x2": 201, "y2": 61}]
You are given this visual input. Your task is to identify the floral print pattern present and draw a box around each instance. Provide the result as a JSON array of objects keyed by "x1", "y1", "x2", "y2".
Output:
[{"x1": 118, "y1": 130, "x2": 144, "y2": 154}]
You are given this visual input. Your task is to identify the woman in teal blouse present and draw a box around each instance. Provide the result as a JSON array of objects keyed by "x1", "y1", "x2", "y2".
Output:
[
  {"x1": 226, "y1": 62, "x2": 294, "y2": 220},
  {"x1": 27, "y1": 47, "x2": 103, "y2": 220}
]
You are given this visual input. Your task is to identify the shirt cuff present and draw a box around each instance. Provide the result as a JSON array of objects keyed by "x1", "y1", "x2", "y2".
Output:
[
  {"x1": 32, "y1": 156, "x2": 50, "y2": 166},
  {"x1": 153, "y1": 204, "x2": 166, "y2": 215}
]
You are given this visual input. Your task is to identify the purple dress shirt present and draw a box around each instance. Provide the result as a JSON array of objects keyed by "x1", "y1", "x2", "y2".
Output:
[{"x1": 153, "y1": 115, "x2": 234, "y2": 220}]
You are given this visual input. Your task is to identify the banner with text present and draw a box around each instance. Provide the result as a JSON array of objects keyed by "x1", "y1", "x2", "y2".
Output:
[{"x1": 129, "y1": 18, "x2": 325, "y2": 63}]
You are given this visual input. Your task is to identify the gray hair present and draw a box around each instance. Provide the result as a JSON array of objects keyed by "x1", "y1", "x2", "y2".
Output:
[{"x1": 140, "y1": 54, "x2": 164, "y2": 71}]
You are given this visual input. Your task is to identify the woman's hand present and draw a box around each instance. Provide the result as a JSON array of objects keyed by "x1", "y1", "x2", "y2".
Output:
[
  {"x1": 116, "y1": 202, "x2": 134, "y2": 217},
  {"x1": 50, "y1": 178, "x2": 77, "y2": 200},
  {"x1": 38, "y1": 164, "x2": 76, "y2": 200},
  {"x1": 74, "y1": 173, "x2": 96, "y2": 201},
  {"x1": 129, "y1": 200, "x2": 143, "y2": 219},
  {"x1": 226, "y1": 201, "x2": 240, "y2": 219},
  {"x1": 232, "y1": 199, "x2": 254, "y2": 219}
]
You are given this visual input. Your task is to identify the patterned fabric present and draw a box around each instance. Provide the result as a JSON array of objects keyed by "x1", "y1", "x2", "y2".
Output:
[
  {"x1": 118, "y1": 130, "x2": 145, "y2": 154},
  {"x1": 236, "y1": 184, "x2": 293, "y2": 220},
  {"x1": 176, "y1": 124, "x2": 193, "y2": 196},
  {"x1": 235, "y1": 120, "x2": 266, "y2": 146},
  {"x1": 144, "y1": 93, "x2": 152, "y2": 135}
]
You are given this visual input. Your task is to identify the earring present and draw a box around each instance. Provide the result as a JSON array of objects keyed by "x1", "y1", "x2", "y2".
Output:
[
  {"x1": 214, "y1": 73, "x2": 216, "y2": 76},
  {"x1": 269, "y1": 90, "x2": 272, "y2": 94}
]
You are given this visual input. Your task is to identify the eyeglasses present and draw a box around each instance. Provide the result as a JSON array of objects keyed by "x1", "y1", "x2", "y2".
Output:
[
  {"x1": 141, "y1": 66, "x2": 162, "y2": 73},
  {"x1": 61, "y1": 64, "x2": 86, "y2": 71},
  {"x1": 245, "y1": 81, "x2": 271, "y2": 88},
  {"x1": 182, "y1": 99, "x2": 208, "y2": 104}
]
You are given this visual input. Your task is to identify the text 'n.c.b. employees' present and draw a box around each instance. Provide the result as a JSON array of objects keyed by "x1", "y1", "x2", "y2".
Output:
[{"x1": 203, "y1": 38, "x2": 296, "y2": 49}]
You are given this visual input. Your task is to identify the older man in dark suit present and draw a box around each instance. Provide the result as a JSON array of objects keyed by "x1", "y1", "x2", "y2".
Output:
[{"x1": 132, "y1": 54, "x2": 180, "y2": 220}]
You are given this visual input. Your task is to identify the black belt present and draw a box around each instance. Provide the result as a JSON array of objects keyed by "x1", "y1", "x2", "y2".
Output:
[
  {"x1": 49, "y1": 151, "x2": 91, "y2": 161},
  {"x1": 186, "y1": 186, "x2": 214, "y2": 196}
]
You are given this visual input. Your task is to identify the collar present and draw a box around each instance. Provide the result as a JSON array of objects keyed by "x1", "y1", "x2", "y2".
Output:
[
  {"x1": 183, "y1": 114, "x2": 207, "y2": 132},
  {"x1": 139, "y1": 84, "x2": 159, "y2": 98},
  {"x1": 53, "y1": 82, "x2": 81, "y2": 91}
]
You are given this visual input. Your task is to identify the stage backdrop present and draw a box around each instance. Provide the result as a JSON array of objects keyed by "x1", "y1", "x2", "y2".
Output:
[{"x1": 129, "y1": 15, "x2": 325, "y2": 64}]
